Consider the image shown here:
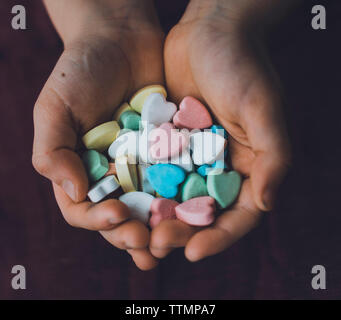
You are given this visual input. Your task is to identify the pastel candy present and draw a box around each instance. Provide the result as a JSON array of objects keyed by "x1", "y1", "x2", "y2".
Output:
[
  {"x1": 113, "y1": 102, "x2": 133, "y2": 122},
  {"x1": 197, "y1": 164, "x2": 212, "y2": 177},
  {"x1": 141, "y1": 93, "x2": 177, "y2": 127},
  {"x1": 211, "y1": 125, "x2": 228, "y2": 139},
  {"x1": 115, "y1": 155, "x2": 138, "y2": 193},
  {"x1": 108, "y1": 131, "x2": 139, "y2": 161},
  {"x1": 175, "y1": 196, "x2": 216, "y2": 227},
  {"x1": 149, "y1": 123, "x2": 189, "y2": 161},
  {"x1": 119, "y1": 192, "x2": 154, "y2": 224},
  {"x1": 139, "y1": 124, "x2": 156, "y2": 164},
  {"x1": 173, "y1": 96, "x2": 213, "y2": 129},
  {"x1": 137, "y1": 164, "x2": 155, "y2": 195},
  {"x1": 149, "y1": 198, "x2": 178, "y2": 228},
  {"x1": 159, "y1": 148, "x2": 194, "y2": 172},
  {"x1": 130, "y1": 85, "x2": 167, "y2": 114},
  {"x1": 82, "y1": 150, "x2": 109, "y2": 182},
  {"x1": 146, "y1": 164, "x2": 186, "y2": 199},
  {"x1": 119, "y1": 111, "x2": 141, "y2": 131},
  {"x1": 181, "y1": 173, "x2": 208, "y2": 202},
  {"x1": 190, "y1": 131, "x2": 226, "y2": 165},
  {"x1": 212, "y1": 160, "x2": 228, "y2": 170},
  {"x1": 207, "y1": 170, "x2": 242, "y2": 208},
  {"x1": 88, "y1": 175, "x2": 120, "y2": 203},
  {"x1": 82, "y1": 121, "x2": 120, "y2": 152}
]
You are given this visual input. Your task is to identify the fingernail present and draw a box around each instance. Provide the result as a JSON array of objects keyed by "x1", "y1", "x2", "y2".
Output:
[{"x1": 62, "y1": 179, "x2": 76, "y2": 202}]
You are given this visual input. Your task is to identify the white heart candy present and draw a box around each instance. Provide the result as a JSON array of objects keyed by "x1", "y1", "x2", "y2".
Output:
[
  {"x1": 190, "y1": 131, "x2": 226, "y2": 165},
  {"x1": 88, "y1": 175, "x2": 120, "y2": 203},
  {"x1": 141, "y1": 93, "x2": 177, "y2": 127},
  {"x1": 119, "y1": 192, "x2": 155, "y2": 224},
  {"x1": 108, "y1": 131, "x2": 139, "y2": 161}
]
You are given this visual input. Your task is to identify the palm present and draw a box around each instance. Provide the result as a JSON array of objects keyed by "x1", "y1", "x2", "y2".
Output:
[{"x1": 51, "y1": 31, "x2": 164, "y2": 134}]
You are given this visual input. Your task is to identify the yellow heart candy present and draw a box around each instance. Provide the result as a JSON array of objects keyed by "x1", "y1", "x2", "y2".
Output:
[
  {"x1": 129, "y1": 85, "x2": 167, "y2": 114},
  {"x1": 82, "y1": 121, "x2": 120, "y2": 152}
]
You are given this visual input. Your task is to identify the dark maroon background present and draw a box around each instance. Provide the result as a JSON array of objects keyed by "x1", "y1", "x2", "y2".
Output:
[{"x1": 0, "y1": 0, "x2": 340, "y2": 299}]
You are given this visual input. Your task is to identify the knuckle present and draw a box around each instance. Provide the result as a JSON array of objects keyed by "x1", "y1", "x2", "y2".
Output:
[{"x1": 32, "y1": 153, "x2": 50, "y2": 177}]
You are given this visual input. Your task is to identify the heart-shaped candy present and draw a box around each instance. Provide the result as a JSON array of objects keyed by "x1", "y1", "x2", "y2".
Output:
[
  {"x1": 119, "y1": 192, "x2": 155, "y2": 225},
  {"x1": 108, "y1": 131, "x2": 139, "y2": 161},
  {"x1": 119, "y1": 110, "x2": 141, "y2": 131},
  {"x1": 82, "y1": 150, "x2": 109, "y2": 182},
  {"x1": 207, "y1": 170, "x2": 241, "y2": 208},
  {"x1": 181, "y1": 173, "x2": 208, "y2": 202},
  {"x1": 87, "y1": 175, "x2": 120, "y2": 203},
  {"x1": 173, "y1": 96, "x2": 213, "y2": 129},
  {"x1": 146, "y1": 164, "x2": 186, "y2": 199},
  {"x1": 130, "y1": 85, "x2": 167, "y2": 114},
  {"x1": 139, "y1": 124, "x2": 156, "y2": 164},
  {"x1": 149, "y1": 198, "x2": 178, "y2": 228},
  {"x1": 175, "y1": 196, "x2": 216, "y2": 226},
  {"x1": 141, "y1": 93, "x2": 177, "y2": 127},
  {"x1": 190, "y1": 131, "x2": 226, "y2": 165},
  {"x1": 149, "y1": 123, "x2": 189, "y2": 161}
]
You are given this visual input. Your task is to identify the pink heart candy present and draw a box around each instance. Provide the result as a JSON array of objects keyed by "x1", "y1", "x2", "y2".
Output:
[
  {"x1": 149, "y1": 198, "x2": 178, "y2": 228},
  {"x1": 175, "y1": 196, "x2": 216, "y2": 226},
  {"x1": 173, "y1": 96, "x2": 213, "y2": 129},
  {"x1": 149, "y1": 122, "x2": 189, "y2": 160}
]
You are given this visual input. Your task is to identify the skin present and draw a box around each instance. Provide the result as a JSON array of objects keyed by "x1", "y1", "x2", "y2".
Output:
[
  {"x1": 33, "y1": 0, "x2": 296, "y2": 270},
  {"x1": 32, "y1": 0, "x2": 163, "y2": 270},
  {"x1": 149, "y1": 0, "x2": 294, "y2": 261}
]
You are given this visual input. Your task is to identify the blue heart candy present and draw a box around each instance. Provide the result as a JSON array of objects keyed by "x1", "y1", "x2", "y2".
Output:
[{"x1": 146, "y1": 164, "x2": 186, "y2": 199}]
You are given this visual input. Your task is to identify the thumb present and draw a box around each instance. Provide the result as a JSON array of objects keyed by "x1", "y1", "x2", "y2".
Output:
[
  {"x1": 242, "y1": 85, "x2": 291, "y2": 211},
  {"x1": 32, "y1": 85, "x2": 88, "y2": 202}
]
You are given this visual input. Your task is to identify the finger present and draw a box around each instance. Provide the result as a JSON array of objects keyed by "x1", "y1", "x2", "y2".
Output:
[
  {"x1": 100, "y1": 220, "x2": 150, "y2": 250},
  {"x1": 185, "y1": 180, "x2": 263, "y2": 262},
  {"x1": 127, "y1": 248, "x2": 159, "y2": 271},
  {"x1": 150, "y1": 220, "x2": 198, "y2": 258},
  {"x1": 54, "y1": 183, "x2": 130, "y2": 230},
  {"x1": 32, "y1": 83, "x2": 88, "y2": 203}
]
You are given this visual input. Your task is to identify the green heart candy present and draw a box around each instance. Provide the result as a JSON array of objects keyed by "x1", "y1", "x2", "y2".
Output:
[
  {"x1": 82, "y1": 150, "x2": 109, "y2": 182},
  {"x1": 207, "y1": 170, "x2": 241, "y2": 208},
  {"x1": 119, "y1": 111, "x2": 141, "y2": 131},
  {"x1": 181, "y1": 173, "x2": 208, "y2": 202}
]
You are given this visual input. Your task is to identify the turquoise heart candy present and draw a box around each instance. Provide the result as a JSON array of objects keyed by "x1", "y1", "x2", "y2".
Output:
[
  {"x1": 82, "y1": 150, "x2": 109, "y2": 182},
  {"x1": 119, "y1": 111, "x2": 141, "y2": 131},
  {"x1": 181, "y1": 173, "x2": 208, "y2": 202},
  {"x1": 207, "y1": 170, "x2": 241, "y2": 208},
  {"x1": 146, "y1": 164, "x2": 186, "y2": 199}
]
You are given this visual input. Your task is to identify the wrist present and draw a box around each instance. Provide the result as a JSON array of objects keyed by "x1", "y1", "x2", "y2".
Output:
[
  {"x1": 181, "y1": 0, "x2": 299, "y2": 35},
  {"x1": 44, "y1": 0, "x2": 161, "y2": 45}
]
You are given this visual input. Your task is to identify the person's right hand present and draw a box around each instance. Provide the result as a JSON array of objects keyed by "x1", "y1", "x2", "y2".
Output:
[{"x1": 32, "y1": 0, "x2": 164, "y2": 270}]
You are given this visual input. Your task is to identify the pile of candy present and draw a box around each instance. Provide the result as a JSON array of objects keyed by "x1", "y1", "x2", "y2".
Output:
[{"x1": 81, "y1": 85, "x2": 241, "y2": 228}]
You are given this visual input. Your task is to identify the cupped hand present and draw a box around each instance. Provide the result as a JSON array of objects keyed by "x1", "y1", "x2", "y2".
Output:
[
  {"x1": 150, "y1": 4, "x2": 291, "y2": 261},
  {"x1": 32, "y1": 6, "x2": 164, "y2": 270}
]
